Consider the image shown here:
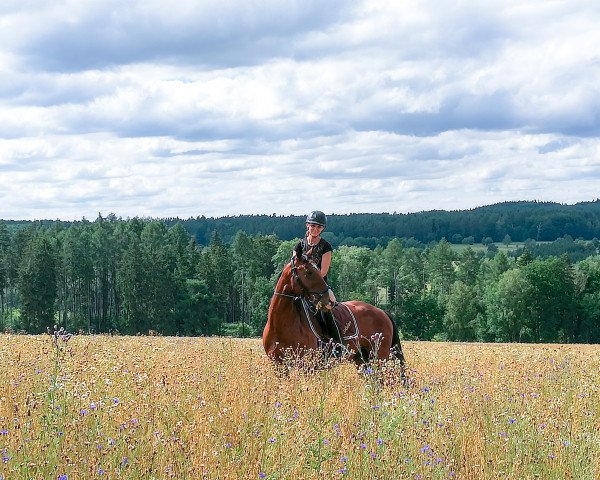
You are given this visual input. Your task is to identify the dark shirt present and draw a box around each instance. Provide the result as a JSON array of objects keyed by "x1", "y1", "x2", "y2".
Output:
[{"x1": 295, "y1": 237, "x2": 333, "y2": 283}]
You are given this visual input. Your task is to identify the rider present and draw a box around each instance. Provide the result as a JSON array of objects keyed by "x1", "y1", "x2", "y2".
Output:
[{"x1": 295, "y1": 211, "x2": 342, "y2": 347}]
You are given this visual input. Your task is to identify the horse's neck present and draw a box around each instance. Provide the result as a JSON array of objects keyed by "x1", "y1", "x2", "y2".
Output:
[{"x1": 269, "y1": 269, "x2": 301, "y2": 326}]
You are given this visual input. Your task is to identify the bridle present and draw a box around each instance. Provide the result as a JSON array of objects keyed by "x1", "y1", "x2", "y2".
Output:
[{"x1": 274, "y1": 255, "x2": 330, "y2": 306}]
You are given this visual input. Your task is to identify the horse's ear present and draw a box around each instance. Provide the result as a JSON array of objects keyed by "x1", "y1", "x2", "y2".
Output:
[{"x1": 294, "y1": 242, "x2": 303, "y2": 260}]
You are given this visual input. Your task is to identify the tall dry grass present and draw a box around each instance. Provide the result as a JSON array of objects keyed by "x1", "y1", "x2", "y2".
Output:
[{"x1": 0, "y1": 334, "x2": 598, "y2": 479}]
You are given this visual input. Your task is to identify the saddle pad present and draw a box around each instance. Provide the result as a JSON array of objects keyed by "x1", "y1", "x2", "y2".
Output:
[{"x1": 332, "y1": 303, "x2": 359, "y2": 341}]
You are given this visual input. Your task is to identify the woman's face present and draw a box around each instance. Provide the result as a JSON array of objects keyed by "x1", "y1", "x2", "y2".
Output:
[{"x1": 307, "y1": 223, "x2": 324, "y2": 234}]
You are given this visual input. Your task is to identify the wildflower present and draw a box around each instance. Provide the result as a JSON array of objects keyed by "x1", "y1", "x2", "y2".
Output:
[
  {"x1": 337, "y1": 467, "x2": 348, "y2": 474},
  {"x1": 360, "y1": 443, "x2": 367, "y2": 450},
  {"x1": 323, "y1": 439, "x2": 330, "y2": 445},
  {"x1": 508, "y1": 418, "x2": 516, "y2": 424},
  {"x1": 562, "y1": 440, "x2": 570, "y2": 447},
  {"x1": 371, "y1": 452, "x2": 377, "y2": 459},
  {"x1": 376, "y1": 438, "x2": 384, "y2": 446},
  {"x1": 121, "y1": 457, "x2": 129, "y2": 467},
  {"x1": 80, "y1": 409, "x2": 88, "y2": 416},
  {"x1": 97, "y1": 467, "x2": 105, "y2": 475},
  {"x1": 420, "y1": 445, "x2": 431, "y2": 453},
  {"x1": 268, "y1": 437, "x2": 276, "y2": 444},
  {"x1": 340, "y1": 456, "x2": 348, "y2": 463},
  {"x1": 112, "y1": 398, "x2": 120, "y2": 405},
  {"x1": 274, "y1": 401, "x2": 282, "y2": 408},
  {"x1": 0, "y1": 430, "x2": 7, "y2": 435},
  {"x1": 2, "y1": 454, "x2": 10, "y2": 464},
  {"x1": 258, "y1": 473, "x2": 266, "y2": 479},
  {"x1": 421, "y1": 387, "x2": 430, "y2": 393},
  {"x1": 58, "y1": 475, "x2": 68, "y2": 480},
  {"x1": 225, "y1": 442, "x2": 232, "y2": 449}
]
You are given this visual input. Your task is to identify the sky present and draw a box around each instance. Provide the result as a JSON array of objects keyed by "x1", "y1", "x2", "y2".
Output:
[{"x1": 1, "y1": 0, "x2": 600, "y2": 221}]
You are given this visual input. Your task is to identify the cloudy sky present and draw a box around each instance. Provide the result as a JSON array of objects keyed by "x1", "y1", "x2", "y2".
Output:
[{"x1": 1, "y1": 0, "x2": 599, "y2": 221}]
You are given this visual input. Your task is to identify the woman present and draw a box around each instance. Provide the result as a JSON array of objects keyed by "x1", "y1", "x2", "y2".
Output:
[{"x1": 295, "y1": 211, "x2": 341, "y2": 346}]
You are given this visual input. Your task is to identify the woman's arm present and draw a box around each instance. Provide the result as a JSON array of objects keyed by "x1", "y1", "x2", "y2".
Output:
[{"x1": 320, "y1": 251, "x2": 332, "y2": 277}]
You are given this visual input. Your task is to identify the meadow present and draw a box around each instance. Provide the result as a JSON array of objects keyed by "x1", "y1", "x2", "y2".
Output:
[{"x1": 0, "y1": 334, "x2": 598, "y2": 480}]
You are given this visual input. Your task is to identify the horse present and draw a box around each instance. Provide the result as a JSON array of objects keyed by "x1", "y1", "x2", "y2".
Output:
[{"x1": 262, "y1": 243, "x2": 407, "y2": 379}]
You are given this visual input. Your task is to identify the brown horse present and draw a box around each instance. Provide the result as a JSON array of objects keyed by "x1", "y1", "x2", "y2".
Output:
[{"x1": 262, "y1": 243, "x2": 406, "y2": 376}]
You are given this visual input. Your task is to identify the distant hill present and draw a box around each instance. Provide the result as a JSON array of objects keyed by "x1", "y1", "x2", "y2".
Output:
[
  {"x1": 3, "y1": 199, "x2": 600, "y2": 246},
  {"x1": 169, "y1": 200, "x2": 600, "y2": 246}
]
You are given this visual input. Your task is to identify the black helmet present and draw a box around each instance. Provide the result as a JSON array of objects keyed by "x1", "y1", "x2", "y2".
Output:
[{"x1": 306, "y1": 210, "x2": 327, "y2": 227}]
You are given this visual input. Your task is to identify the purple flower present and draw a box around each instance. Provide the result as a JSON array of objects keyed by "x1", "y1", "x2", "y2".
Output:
[
  {"x1": 79, "y1": 409, "x2": 88, "y2": 416},
  {"x1": 58, "y1": 475, "x2": 68, "y2": 480},
  {"x1": 112, "y1": 398, "x2": 120, "y2": 405},
  {"x1": 97, "y1": 467, "x2": 105, "y2": 476},
  {"x1": 337, "y1": 467, "x2": 348, "y2": 474},
  {"x1": 508, "y1": 418, "x2": 516, "y2": 424},
  {"x1": 258, "y1": 473, "x2": 266, "y2": 479},
  {"x1": 376, "y1": 438, "x2": 384, "y2": 446},
  {"x1": 0, "y1": 430, "x2": 7, "y2": 435},
  {"x1": 268, "y1": 437, "x2": 276, "y2": 444},
  {"x1": 420, "y1": 445, "x2": 431, "y2": 453}
]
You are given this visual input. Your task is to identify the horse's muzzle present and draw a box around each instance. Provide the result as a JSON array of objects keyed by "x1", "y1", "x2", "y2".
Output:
[{"x1": 316, "y1": 297, "x2": 333, "y2": 311}]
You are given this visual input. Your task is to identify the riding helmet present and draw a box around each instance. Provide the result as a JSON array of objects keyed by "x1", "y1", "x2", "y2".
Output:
[{"x1": 306, "y1": 210, "x2": 327, "y2": 227}]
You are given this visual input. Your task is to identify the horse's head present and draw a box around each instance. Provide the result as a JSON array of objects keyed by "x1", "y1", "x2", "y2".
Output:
[{"x1": 291, "y1": 243, "x2": 331, "y2": 310}]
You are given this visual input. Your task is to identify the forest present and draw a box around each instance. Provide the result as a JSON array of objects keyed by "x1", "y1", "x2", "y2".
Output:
[{"x1": 1, "y1": 201, "x2": 599, "y2": 343}]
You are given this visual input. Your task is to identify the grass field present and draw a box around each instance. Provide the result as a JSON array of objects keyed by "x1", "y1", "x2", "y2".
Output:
[{"x1": 1, "y1": 334, "x2": 598, "y2": 479}]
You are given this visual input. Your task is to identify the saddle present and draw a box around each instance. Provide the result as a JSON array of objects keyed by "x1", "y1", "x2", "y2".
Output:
[{"x1": 298, "y1": 299, "x2": 359, "y2": 343}]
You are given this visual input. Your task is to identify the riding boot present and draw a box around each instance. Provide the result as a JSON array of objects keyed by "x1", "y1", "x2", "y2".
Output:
[{"x1": 322, "y1": 310, "x2": 343, "y2": 357}]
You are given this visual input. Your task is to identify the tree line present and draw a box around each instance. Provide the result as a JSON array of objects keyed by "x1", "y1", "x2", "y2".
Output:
[
  {"x1": 0, "y1": 215, "x2": 599, "y2": 343},
  {"x1": 176, "y1": 199, "x2": 600, "y2": 246},
  {"x1": 5, "y1": 199, "x2": 600, "y2": 248}
]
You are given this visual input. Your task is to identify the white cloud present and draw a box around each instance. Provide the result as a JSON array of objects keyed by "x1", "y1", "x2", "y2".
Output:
[{"x1": 1, "y1": 0, "x2": 600, "y2": 220}]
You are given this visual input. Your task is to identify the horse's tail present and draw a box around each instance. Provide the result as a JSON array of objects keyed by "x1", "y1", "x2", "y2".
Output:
[{"x1": 385, "y1": 311, "x2": 408, "y2": 385}]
